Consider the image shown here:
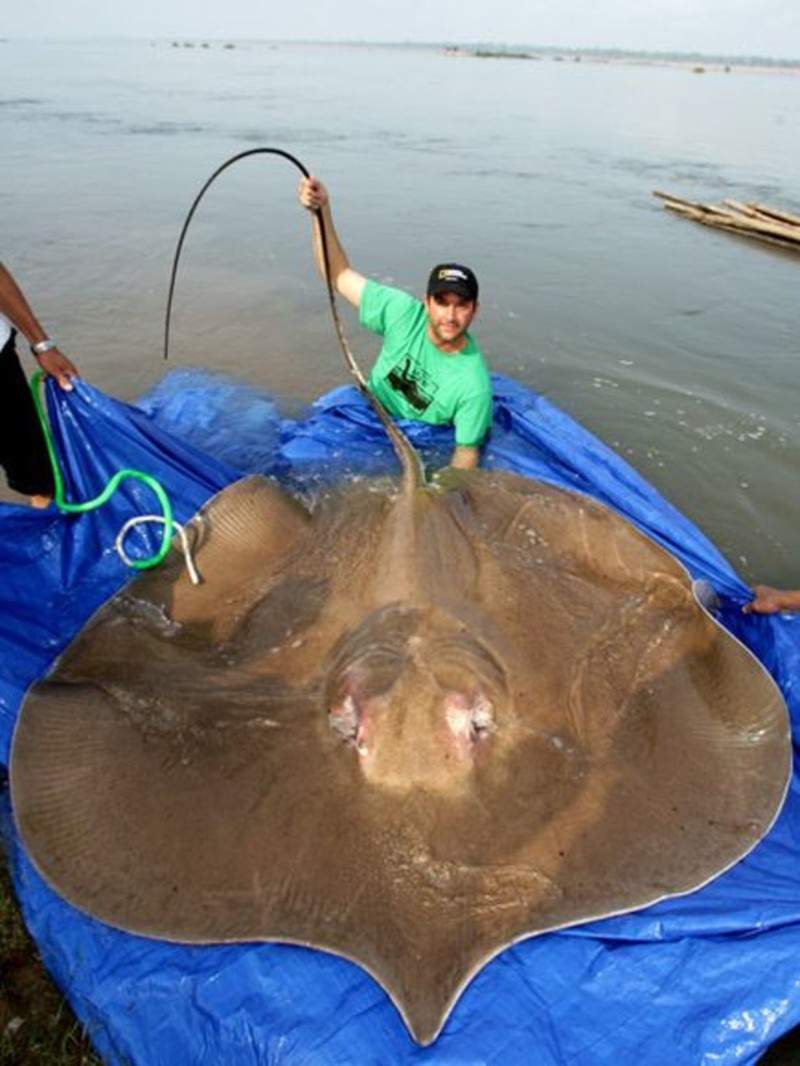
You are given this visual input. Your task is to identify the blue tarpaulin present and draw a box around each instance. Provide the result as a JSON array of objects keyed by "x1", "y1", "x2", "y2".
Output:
[{"x1": 1, "y1": 368, "x2": 799, "y2": 1065}]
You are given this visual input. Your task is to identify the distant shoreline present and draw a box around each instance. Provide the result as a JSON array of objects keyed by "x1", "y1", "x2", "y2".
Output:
[
  {"x1": 442, "y1": 45, "x2": 800, "y2": 76},
  {"x1": 4, "y1": 38, "x2": 799, "y2": 74}
]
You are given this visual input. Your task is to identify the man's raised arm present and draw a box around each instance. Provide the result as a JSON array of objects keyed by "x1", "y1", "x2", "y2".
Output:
[{"x1": 298, "y1": 178, "x2": 366, "y2": 310}]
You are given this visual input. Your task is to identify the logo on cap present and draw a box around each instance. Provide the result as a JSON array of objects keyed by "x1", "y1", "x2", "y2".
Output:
[{"x1": 426, "y1": 263, "x2": 478, "y2": 301}]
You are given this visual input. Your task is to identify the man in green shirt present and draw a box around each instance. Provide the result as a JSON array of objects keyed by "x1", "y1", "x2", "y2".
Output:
[{"x1": 298, "y1": 178, "x2": 492, "y2": 469}]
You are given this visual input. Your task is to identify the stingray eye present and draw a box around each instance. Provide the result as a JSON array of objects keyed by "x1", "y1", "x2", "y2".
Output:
[
  {"x1": 470, "y1": 695, "x2": 495, "y2": 742},
  {"x1": 444, "y1": 690, "x2": 496, "y2": 746},
  {"x1": 329, "y1": 695, "x2": 360, "y2": 743}
]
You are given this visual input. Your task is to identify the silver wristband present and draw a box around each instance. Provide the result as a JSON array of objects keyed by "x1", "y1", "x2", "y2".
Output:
[{"x1": 31, "y1": 339, "x2": 56, "y2": 355}]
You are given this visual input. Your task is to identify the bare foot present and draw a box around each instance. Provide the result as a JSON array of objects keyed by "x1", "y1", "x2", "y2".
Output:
[{"x1": 29, "y1": 495, "x2": 52, "y2": 509}]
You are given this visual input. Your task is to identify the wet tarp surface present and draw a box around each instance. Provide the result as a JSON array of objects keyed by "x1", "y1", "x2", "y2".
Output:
[{"x1": 1, "y1": 369, "x2": 799, "y2": 1065}]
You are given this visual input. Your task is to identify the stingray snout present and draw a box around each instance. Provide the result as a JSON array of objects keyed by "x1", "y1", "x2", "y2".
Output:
[{"x1": 328, "y1": 672, "x2": 499, "y2": 794}]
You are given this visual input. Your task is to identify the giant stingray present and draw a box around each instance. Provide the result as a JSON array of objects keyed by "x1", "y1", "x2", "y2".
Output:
[{"x1": 9, "y1": 399, "x2": 792, "y2": 1043}]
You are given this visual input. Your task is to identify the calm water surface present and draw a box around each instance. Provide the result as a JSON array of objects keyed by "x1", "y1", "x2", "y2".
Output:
[{"x1": 3, "y1": 39, "x2": 800, "y2": 584}]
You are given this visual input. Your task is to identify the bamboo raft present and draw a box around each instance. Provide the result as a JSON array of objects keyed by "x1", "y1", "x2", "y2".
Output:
[{"x1": 654, "y1": 191, "x2": 800, "y2": 253}]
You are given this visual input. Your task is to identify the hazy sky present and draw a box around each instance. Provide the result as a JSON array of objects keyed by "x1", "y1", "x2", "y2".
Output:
[{"x1": 4, "y1": 0, "x2": 799, "y2": 59}]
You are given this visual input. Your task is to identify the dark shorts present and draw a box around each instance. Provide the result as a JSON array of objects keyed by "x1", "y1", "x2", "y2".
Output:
[{"x1": 0, "y1": 331, "x2": 55, "y2": 497}]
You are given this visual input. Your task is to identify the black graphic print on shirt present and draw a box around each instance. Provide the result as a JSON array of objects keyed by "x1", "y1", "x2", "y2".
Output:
[{"x1": 386, "y1": 357, "x2": 438, "y2": 412}]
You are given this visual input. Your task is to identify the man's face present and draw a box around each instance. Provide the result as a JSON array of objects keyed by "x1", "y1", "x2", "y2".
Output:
[{"x1": 424, "y1": 292, "x2": 478, "y2": 351}]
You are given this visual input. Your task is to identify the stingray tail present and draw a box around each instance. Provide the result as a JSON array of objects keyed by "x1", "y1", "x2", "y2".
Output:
[
  {"x1": 362, "y1": 385, "x2": 426, "y2": 493},
  {"x1": 161, "y1": 145, "x2": 425, "y2": 494},
  {"x1": 315, "y1": 212, "x2": 426, "y2": 493}
]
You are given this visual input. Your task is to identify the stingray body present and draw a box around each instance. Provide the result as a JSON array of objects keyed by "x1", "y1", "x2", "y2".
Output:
[{"x1": 10, "y1": 448, "x2": 791, "y2": 1043}]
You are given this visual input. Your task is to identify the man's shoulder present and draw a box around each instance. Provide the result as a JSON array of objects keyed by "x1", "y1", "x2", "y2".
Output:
[
  {"x1": 361, "y1": 279, "x2": 424, "y2": 333},
  {"x1": 363, "y1": 278, "x2": 421, "y2": 308},
  {"x1": 460, "y1": 338, "x2": 491, "y2": 380}
]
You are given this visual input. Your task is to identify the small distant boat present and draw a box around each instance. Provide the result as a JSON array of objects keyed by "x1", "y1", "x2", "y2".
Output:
[{"x1": 654, "y1": 190, "x2": 800, "y2": 253}]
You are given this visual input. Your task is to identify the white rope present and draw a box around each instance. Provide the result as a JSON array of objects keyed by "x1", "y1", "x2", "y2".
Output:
[{"x1": 114, "y1": 515, "x2": 201, "y2": 585}]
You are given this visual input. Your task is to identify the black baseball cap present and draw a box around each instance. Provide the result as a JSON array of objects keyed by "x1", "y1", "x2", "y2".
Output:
[{"x1": 426, "y1": 263, "x2": 479, "y2": 302}]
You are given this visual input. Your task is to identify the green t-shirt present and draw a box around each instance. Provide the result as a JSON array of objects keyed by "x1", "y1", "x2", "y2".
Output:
[{"x1": 360, "y1": 280, "x2": 493, "y2": 447}]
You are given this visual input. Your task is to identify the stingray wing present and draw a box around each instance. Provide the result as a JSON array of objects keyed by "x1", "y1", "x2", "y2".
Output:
[{"x1": 434, "y1": 468, "x2": 791, "y2": 905}]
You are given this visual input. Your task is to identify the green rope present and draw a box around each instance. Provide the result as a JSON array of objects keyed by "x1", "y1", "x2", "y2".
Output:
[{"x1": 30, "y1": 371, "x2": 174, "y2": 570}]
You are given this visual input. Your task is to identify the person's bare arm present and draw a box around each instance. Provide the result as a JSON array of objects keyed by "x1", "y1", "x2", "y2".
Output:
[
  {"x1": 743, "y1": 585, "x2": 800, "y2": 615},
  {"x1": 298, "y1": 179, "x2": 366, "y2": 309},
  {"x1": 449, "y1": 445, "x2": 480, "y2": 470},
  {"x1": 0, "y1": 262, "x2": 77, "y2": 389}
]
